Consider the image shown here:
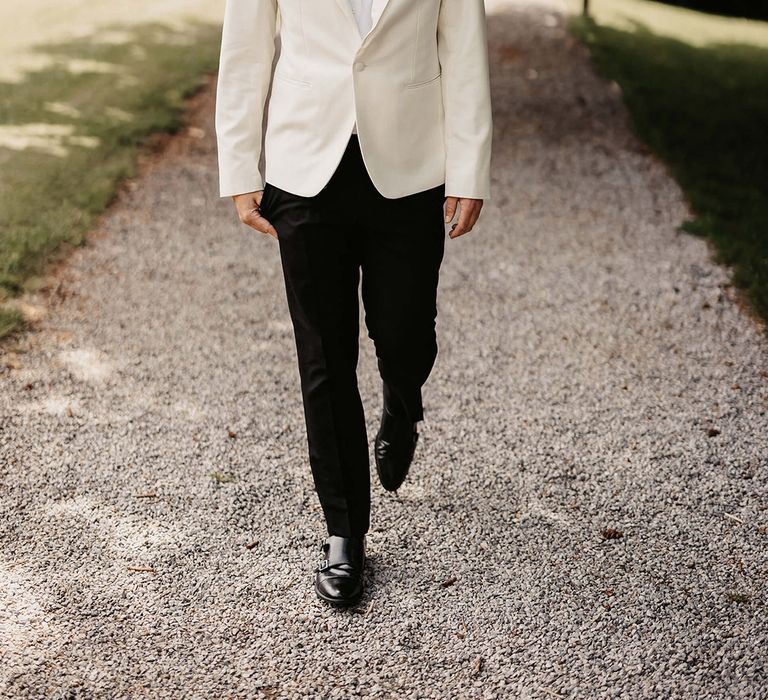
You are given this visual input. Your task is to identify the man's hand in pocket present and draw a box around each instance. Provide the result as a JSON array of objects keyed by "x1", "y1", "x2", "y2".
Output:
[{"x1": 233, "y1": 191, "x2": 278, "y2": 239}]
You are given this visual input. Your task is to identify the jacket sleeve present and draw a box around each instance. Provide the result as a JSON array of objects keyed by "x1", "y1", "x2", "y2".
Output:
[
  {"x1": 214, "y1": 0, "x2": 278, "y2": 198},
  {"x1": 437, "y1": 0, "x2": 493, "y2": 200}
]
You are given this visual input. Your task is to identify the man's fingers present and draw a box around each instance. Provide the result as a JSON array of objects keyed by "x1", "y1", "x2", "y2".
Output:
[
  {"x1": 448, "y1": 199, "x2": 484, "y2": 239},
  {"x1": 238, "y1": 206, "x2": 260, "y2": 225},
  {"x1": 260, "y1": 217, "x2": 279, "y2": 239},
  {"x1": 449, "y1": 201, "x2": 473, "y2": 238},
  {"x1": 232, "y1": 190, "x2": 278, "y2": 239},
  {"x1": 444, "y1": 196, "x2": 458, "y2": 223},
  {"x1": 235, "y1": 199, "x2": 278, "y2": 239},
  {"x1": 243, "y1": 210, "x2": 278, "y2": 239},
  {"x1": 468, "y1": 207, "x2": 481, "y2": 231}
]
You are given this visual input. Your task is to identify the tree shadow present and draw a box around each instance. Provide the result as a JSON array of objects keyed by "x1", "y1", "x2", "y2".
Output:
[
  {"x1": 570, "y1": 14, "x2": 768, "y2": 324},
  {"x1": 484, "y1": 1, "x2": 768, "y2": 325},
  {"x1": 648, "y1": 0, "x2": 768, "y2": 22}
]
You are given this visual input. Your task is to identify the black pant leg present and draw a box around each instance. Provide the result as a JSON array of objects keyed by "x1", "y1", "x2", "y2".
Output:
[
  {"x1": 354, "y1": 148, "x2": 447, "y2": 424},
  {"x1": 265, "y1": 150, "x2": 370, "y2": 537}
]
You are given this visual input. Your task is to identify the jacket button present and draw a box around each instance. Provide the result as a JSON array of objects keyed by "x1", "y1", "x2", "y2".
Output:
[{"x1": 354, "y1": 61, "x2": 366, "y2": 72}]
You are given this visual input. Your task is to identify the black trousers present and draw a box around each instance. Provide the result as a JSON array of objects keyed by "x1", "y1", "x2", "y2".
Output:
[{"x1": 260, "y1": 134, "x2": 446, "y2": 537}]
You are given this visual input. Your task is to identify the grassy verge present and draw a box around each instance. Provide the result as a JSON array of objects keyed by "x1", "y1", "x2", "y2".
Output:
[
  {"x1": 569, "y1": 9, "x2": 768, "y2": 326},
  {"x1": 0, "y1": 20, "x2": 221, "y2": 340}
]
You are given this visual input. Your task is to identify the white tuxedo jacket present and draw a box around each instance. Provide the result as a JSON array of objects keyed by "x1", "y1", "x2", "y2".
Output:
[{"x1": 215, "y1": 0, "x2": 493, "y2": 200}]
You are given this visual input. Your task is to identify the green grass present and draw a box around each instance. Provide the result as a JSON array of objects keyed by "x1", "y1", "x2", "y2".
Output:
[
  {"x1": 570, "y1": 12, "x2": 768, "y2": 327},
  {"x1": 0, "y1": 20, "x2": 221, "y2": 339}
]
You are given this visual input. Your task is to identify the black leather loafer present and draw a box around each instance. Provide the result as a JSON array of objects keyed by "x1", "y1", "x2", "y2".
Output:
[
  {"x1": 314, "y1": 535, "x2": 366, "y2": 606},
  {"x1": 374, "y1": 399, "x2": 419, "y2": 492}
]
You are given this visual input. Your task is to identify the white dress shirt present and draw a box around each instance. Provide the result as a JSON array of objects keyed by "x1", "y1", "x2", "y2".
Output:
[{"x1": 349, "y1": 0, "x2": 387, "y2": 134}]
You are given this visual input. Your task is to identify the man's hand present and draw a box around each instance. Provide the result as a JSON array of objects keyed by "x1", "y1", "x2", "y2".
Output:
[
  {"x1": 444, "y1": 197, "x2": 483, "y2": 239},
  {"x1": 232, "y1": 190, "x2": 278, "y2": 239}
]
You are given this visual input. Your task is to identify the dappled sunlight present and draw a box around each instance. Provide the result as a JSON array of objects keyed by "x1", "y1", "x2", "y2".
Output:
[
  {"x1": 89, "y1": 29, "x2": 136, "y2": 46},
  {"x1": 59, "y1": 57, "x2": 126, "y2": 75},
  {"x1": 0, "y1": 54, "x2": 129, "y2": 86},
  {"x1": 41, "y1": 495, "x2": 180, "y2": 563},
  {"x1": 40, "y1": 395, "x2": 82, "y2": 416},
  {"x1": 104, "y1": 106, "x2": 135, "y2": 123},
  {"x1": 57, "y1": 348, "x2": 116, "y2": 383},
  {"x1": 0, "y1": 0, "x2": 225, "y2": 82},
  {"x1": 0, "y1": 123, "x2": 99, "y2": 157},
  {"x1": 43, "y1": 101, "x2": 83, "y2": 119}
]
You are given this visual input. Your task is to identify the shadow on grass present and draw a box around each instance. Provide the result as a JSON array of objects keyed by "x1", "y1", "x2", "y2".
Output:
[
  {"x1": 651, "y1": 0, "x2": 768, "y2": 22},
  {"x1": 571, "y1": 15, "x2": 768, "y2": 328},
  {"x1": 0, "y1": 19, "x2": 221, "y2": 339}
]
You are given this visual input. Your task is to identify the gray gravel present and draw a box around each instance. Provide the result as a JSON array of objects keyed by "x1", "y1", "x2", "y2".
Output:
[{"x1": 2, "y1": 1, "x2": 767, "y2": 697}]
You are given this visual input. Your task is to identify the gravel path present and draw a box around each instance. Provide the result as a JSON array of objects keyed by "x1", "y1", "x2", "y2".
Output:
[{"x1": 2, "y1": 1, "x2": 767, "y2": 697}]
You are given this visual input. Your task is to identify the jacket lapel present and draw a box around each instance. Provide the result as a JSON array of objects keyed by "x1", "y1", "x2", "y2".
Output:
[
  {"x1": 364, "y1": 0, "x2": 391, "y2": 42},
  {"x1": 333, "y1": 0, "x2": 358, "y2": 32},
  {"x1": 333, "y1": 0, "x2": 393, "y2": 44}
]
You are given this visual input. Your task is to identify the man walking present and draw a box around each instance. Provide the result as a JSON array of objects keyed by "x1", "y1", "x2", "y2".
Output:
[{"x1": 215, "y1": 0, "x2": 492, "y2": 606}]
